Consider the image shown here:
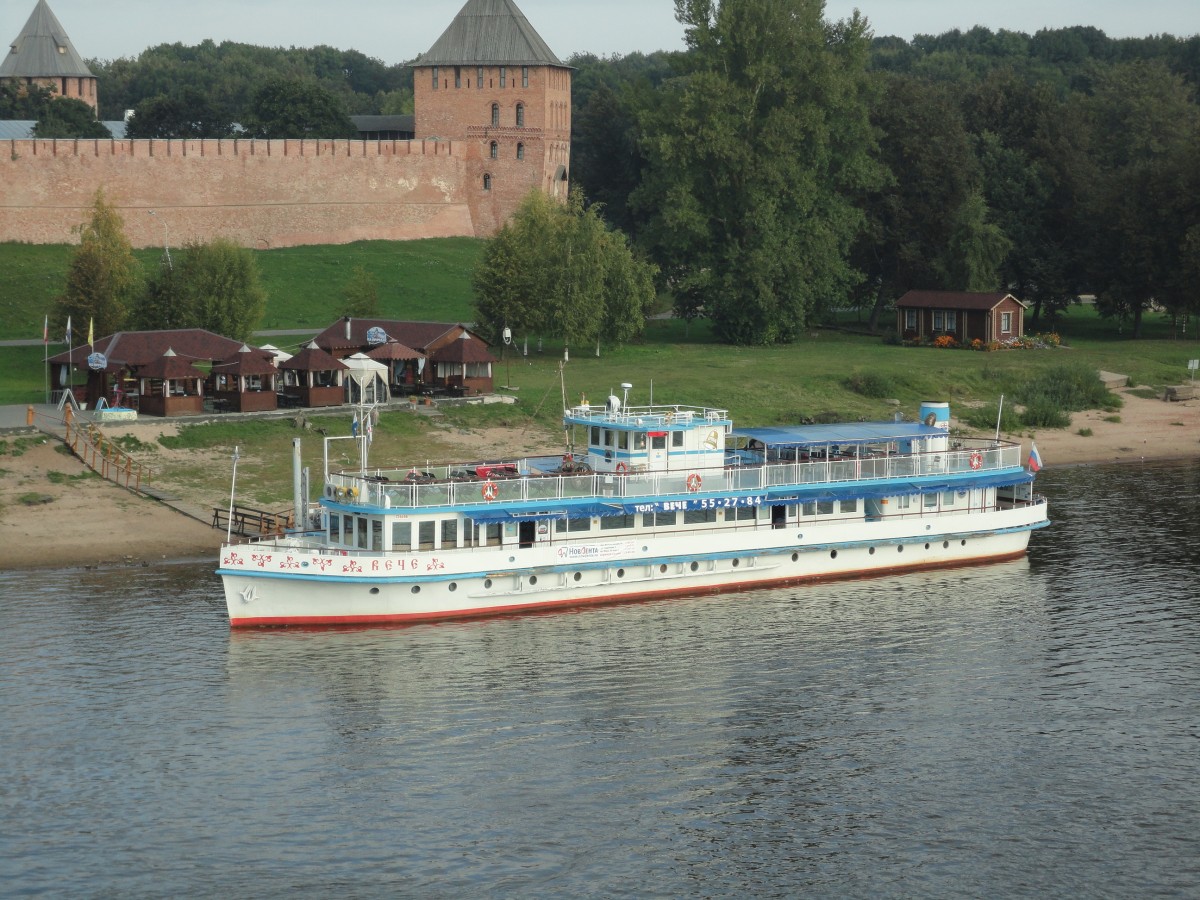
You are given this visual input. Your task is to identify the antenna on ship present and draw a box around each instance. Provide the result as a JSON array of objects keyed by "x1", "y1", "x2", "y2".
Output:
[{"x1": 621, "y1": 382, "x2": 632, "y2": 411}]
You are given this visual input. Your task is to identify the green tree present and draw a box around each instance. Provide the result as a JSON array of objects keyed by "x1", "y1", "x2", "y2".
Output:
[
  {"x1": 473, "y1": 190, "x2": 657, "y2": 351},
  {"x1": 0, "y1": 81, "x2": 56, "y2": 117},
  {"x1": 134, "y1": 239, "x2": 267, "y2": 339},
  {"x1": 340, "y1": 265, "x2": 381, "y2": 317},
  {"x1": 30, "y1": 96, "x2": 110, "y2": 139},
  {"x1": 1081, "y1": 61, "x2": 1200, "y2": 337},
  {"x1": 633, "y1": 0, "x2": 882, "y2": 344},
  {"x1": 126, "y1": 87, "x2": 235, "y2": 138},
  {"x1": 938, "y1": 190, "x2": 1012, "y2": 291},
  {"x1": 55, "y1": 190, "x2": 141, "y2": 337},
  {"x1": 244, "y1": 76, "x2": 358, "y2": 139}
]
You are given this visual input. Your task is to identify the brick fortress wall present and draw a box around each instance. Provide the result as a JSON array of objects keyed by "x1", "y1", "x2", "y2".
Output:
[{"x1": 0, "y1": 137, "x2": 482, "y2": 248}]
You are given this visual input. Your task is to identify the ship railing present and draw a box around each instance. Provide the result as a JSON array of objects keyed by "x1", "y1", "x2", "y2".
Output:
[{"x1": 326, "y1": 442, "x2": 1023, "y2": 510}]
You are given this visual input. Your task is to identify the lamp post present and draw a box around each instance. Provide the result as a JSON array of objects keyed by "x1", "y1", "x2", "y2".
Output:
[{"x1": 502, "y1": 325, "x2": 512, "y2": 388}]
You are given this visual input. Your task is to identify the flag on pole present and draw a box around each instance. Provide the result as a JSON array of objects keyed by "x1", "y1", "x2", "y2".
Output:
[
  {"x1": 351, "y1": 413, "x2": 359, "y2": 437},
  {"x1": 1027, "y1": 442, "x2": 1043, "y2": 473},
  {"x1": 43, "y1": 315, "x2": 48, "y2": 345},
  {"x1": 64, "y1": 316, "x2": 72, "y2": 344},
  {"x1": 365, "y1": 413, "x2": 373, "y2": 445},
  {"x1": 87, "y1": 318, "x2": 94, "y2": 347}
]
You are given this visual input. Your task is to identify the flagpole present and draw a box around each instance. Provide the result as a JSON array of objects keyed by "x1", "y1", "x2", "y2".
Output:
[{"x1": 43, "y1": 315, "x2": 49, "y2": 405}]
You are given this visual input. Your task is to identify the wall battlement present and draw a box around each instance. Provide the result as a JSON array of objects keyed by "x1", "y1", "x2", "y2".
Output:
[{"x1": 1, "y1": 138, "x2": 487, "y2": 248}]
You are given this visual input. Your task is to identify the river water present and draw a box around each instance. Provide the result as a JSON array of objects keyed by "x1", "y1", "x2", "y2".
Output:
[{"x1": 2, "y1": 462, "x2": 1198, "y2": 897}]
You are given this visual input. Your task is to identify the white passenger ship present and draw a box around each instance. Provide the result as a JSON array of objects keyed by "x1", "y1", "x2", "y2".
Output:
[{"x1": 219, "y1": 388, "x2": 1048, "y2": 627}]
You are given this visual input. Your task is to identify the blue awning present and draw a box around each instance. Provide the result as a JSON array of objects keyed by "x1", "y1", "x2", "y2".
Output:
[{"x1": 734, "y1": 422, "x2": 944, "y2": 447}]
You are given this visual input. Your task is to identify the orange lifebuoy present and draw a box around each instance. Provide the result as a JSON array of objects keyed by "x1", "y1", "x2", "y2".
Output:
[
  {"x1": 686, "y1": 472, "x2": 702, "y2": 492},
  {"x1": 615, "y1": 461, "x2": 629, "y2": 474},
  {"x1": 481, "y1": 480, "x2": 499, "y2": 501},
  {"x1": 969, "y1": 452, "x2": 983, "y2": 470}
]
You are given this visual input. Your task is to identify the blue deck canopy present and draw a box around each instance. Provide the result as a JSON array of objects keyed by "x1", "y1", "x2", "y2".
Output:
[{"x1": 732, "y1": 422, "x2": 945, "y2": 447}]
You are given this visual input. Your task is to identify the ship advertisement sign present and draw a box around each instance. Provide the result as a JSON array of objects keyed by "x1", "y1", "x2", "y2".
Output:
[{"x1": 556, "y1": 541, "x2": 639, "y2": 562}]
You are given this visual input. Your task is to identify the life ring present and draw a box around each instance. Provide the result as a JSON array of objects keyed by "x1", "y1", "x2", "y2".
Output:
[
  {"x1": 969, "y1": 452, "x2": 983, "y2": 470},
  {"x1": 704, "y1": 430, "x2": 720, "y2": 450},
  {"x1": 615, "y1": 461, "x2": 629, "y2": 474},
  {"x1": 686, "y1": 472, "x2": 702, "y2": 492},
  {"x1": 481, "y1": 480, "x2": 499, "y2": 501}
]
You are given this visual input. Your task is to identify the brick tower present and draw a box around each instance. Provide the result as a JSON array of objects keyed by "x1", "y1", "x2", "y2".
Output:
[
  {"x1": 413, "y1": 0, "x2": 571, "y2": 235},
  {"x1": 0, "y1": 0, "x2": 98, "y2": 113}
]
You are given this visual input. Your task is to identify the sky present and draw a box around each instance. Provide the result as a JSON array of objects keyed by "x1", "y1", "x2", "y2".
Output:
[{"x1": 6, "y1": 0, "x2": 1197, "y2": 67}]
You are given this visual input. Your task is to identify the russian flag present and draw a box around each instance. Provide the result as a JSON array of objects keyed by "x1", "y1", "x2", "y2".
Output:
[{"x1": 1028, "y1": 442, "x2": 1043, "y2": 473}]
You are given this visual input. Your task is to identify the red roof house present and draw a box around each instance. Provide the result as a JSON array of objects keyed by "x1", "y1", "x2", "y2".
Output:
[{"x1": 895, "y1": 291, "x2": 1028, "y2": 344}]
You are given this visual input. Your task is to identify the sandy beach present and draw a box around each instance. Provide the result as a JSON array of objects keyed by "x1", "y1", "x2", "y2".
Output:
[{"x1": 1, "y1": 386, "x2": 1196, "y2": 572}]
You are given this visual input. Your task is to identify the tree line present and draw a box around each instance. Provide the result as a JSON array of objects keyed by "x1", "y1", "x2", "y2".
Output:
[{"x1": 566, "y1": 10, "x2": 1200, "y2": 342}]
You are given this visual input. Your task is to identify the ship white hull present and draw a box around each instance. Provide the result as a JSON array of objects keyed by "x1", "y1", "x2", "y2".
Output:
[{"x1": 220, "y1": 505, "x2": 1047, "y2": 627}]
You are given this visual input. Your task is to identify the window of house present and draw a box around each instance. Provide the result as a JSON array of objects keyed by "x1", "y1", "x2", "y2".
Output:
[
  {"x1": 477, "y1": 67, "x2": 484, "y2": 89},
  {"x1": 1001, "y1": 311, "x2": 1012, "y2": 334},
  {"x1": 500, "y1": 66, "x2": 507, "y2": 88},
  {"x1": 483, "y1": 174, "x2": 491, "y2": 191},
  {"x1": 933, "y1": 310, "x2": 944, "y2": 331},
  {"x1": 945, "y1": 310, "x2": 957, "y2": 331},
  {"x1": 905, "y1": 309, "x2": 918, "y2": 331},
  {"x1": 432, "y1": 67, "x2": 439, "y2": 89},
  {"x1": 491, "y1": 103, "x2": 500, "y2": 126},
  {"x1": 522, "y1": 66, "x2": 529, "y2": 87},
  {"x1": 490, "y1": 141, "x2": 498, "y2": 159},
  {"x1": 516, "y1": 103, "x2": 525, "y2": 127},
  {"x1": 516, "y1": 142, "x2": 524, "y2": 160}
]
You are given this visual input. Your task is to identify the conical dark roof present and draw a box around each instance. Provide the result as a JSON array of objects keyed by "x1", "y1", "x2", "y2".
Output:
[
  {"x1": 419, "y1": 0, "x2": 562, "y2": 66},
  {"x1": 0, "y1": 0, "x2": 93, "y2": 78}
]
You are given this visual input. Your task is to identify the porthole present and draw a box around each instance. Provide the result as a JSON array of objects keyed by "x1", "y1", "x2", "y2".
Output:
[
  {"x1": 411, "y1": 585, "x2": 420, "y2": 594},
  {"x1": 830, "y1": 550, "x2": 838, "y2": 559},
  {"x1": 924, "y1": 543, "x2": 930, "y2": 550},
  {"x1": 690, "y1": 561, "x2": 699, "y2": 572},
  {"x1": 897, "y1": 545, "x2": 903, "y2": 553},
  {"x1": 528, "y1": 575, "x2": 537, "y2": 586},
  {"x1": 484, "y1": 578, "x2": 493, "y2": 589},
  {"x1": 449, "y1": 582, "x2": 457, "y2": 592},
  {"x1": 369, "y1": 587, "x2": 380, "y2": 595},
  {"x1": 943, "y1": 541, "x2": 949, "y2": 549},
  {"x1": 791, "y1": 552, "x2": 799, "y2": 562},
  {"x1": 960, "y1": 539, "x2": 967, "y2": 546},
  {"x1": 617, "y1": 568, "x2": 625, "y2": 578},
  {"x1": 869, "y1": 547, "x2": 876, "y2": 555},
  {"x1": 732, "y1": 558, "x2": 740, "y2": 568},
  {"x1": 573, "y1": 572, "x2": 582, "y2": 582},
  {"x1": 659, "y1": 564, "x2": 668, "y2": 574}
]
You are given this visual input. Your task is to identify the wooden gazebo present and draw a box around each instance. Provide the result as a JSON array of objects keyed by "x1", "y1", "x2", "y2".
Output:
[
  {"x1": 366, "y1": 339, "x2": 424, "y2": 391},
  {"x1": 278, "y1": 342, "x2": 348, "y2": 408},
  {"x1": 430, "y1": 333, "x2": 496, "y2": 396},
  {"x1": 136, "y1": 349, "x2": 206, "y2": 416},
  {"x1": 211, "y1": 345, "x2": 279, "y2": 412}
]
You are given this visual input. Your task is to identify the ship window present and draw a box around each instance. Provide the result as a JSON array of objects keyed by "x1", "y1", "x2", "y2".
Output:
[
  {"x1": 897, "y1": 495, "x2": 912, "y2": 509},
  {"x1": 618, "y1": 431, "x2": 629, "y2": 450},
  {"x1": 942, "y1": 491, "x2": 956, "y2": 506},
  {"x1": 672, "y1": 431, "x2": 684, "y2": 447},
  {"x1": 651, "y1": 435, "x2": 666, "y2": 450},
  {"x1": 485, "y1": 523, "x2": 502, "y2": 546},
  {"x1": 372, "y1": 519, "x2": 383, "y2": 551},
  {"x1": 643, "y1": 511, "x2": 676, "y2": 528},
  {"x1": 356, "y1": 517, "x2": 369, "y2": 549},
  {"x1": 591, "y1": 426, "x2": 600, "y2": 444},
  {"x1": 441, "y1": 519, "x2": 458, "y2": 546},
  {"x1": 330, "y1": 515, "x2": 341, "y2": 542},
  {"x1": 601, "y1": 514, "x2": 634, "y2": 530},
  {"x1": 734, "y1": 506, "x2": 757, "y2": 521},
  {"x1": 419, "y1": 521, "x2": 436, "y2": 548},
  {"x1": 684, "y1": 509, "x2": 717, "y2": 525},
  {"x1": 392, "y1": 521, "x2": 411, "y2": 550},
  {"x1": 924, "y1": 493, "x2": 938, "y2": 508},
  {"x1": 840, "y1": 499, "x2": 857, "y2": 513},
  {"x1": 555, "y1": 517, "x2": 591, "y2": 533},
  {"x1": 604, "y1": 430, "x2": 615, "y2": 447},
  {"x1": 817, "y1": 500, "x2": 834, "y2": 516},
  {"x1": 802, "y1": 501, "x2": 816, "y2": 517},
  {"x1": 634, "y1": 433, "x2": 647, "y2": 450}
]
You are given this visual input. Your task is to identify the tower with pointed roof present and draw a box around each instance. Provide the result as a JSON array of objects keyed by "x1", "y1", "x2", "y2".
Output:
[
  {"x1": 413, "y1": 0, "x2": 571, "y2": 234},
  {"x1": 0, "y1": 0, "x2": 98, "y2": 113}
]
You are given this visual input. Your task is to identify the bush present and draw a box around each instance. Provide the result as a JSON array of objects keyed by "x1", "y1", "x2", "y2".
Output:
[
  {"x1": 1077, "y1": 427, "x2": 1093, "y2": 437},
  {"x1": 1014, "y1": 365, "x2": 1120, "y2": 413},
  {"x1": 1020, "y1": 397, "x2": 1071, "y2": 428},
  {"x1": 845, "y1": 371, "x2": 896, "y2": 398}
]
